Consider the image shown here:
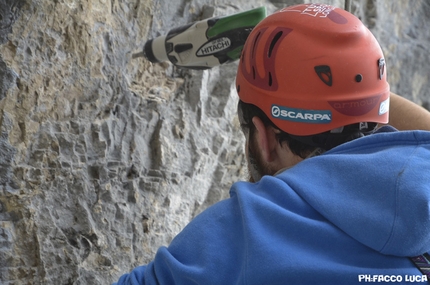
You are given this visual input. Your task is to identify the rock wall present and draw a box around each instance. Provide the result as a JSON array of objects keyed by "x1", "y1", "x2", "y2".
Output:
[{"x1": 0, "y1": 0, "x2": 429, "y2": 284}]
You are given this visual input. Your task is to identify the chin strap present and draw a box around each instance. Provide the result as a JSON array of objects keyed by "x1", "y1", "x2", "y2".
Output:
[{"x1": 410, "y1": 254, "x2": 430, "y2": 282}]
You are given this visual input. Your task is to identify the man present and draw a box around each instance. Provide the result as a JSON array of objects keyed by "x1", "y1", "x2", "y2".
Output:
[{"x1": 115, "y1": 3, "x2": 430, "y2": 284}]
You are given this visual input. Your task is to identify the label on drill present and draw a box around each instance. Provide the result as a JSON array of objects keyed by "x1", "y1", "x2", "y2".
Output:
[{"x1": 196, "y1": 37, "x2": 231, "y2": 57}]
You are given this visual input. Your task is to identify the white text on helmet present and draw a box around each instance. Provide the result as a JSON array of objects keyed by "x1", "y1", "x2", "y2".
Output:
[
  {"x1": 281, "y1": 4, "x2": 336, "y2": 18},
  {"x1": 271, "y1": 105, "x2": 332, "y2": 124}
]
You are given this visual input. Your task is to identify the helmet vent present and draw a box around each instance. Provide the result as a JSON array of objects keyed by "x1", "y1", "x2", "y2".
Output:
[
  {"x1": 238, "y1": 27, "x2": 292, "y2": 91},
  {"x1": 314, "y1": 65, "x2": 333, "y2": 87},
  {"x1": 355, "y1": 74, "x2": 363, "y2": 82},
  {"x1": 252, "y1": 32, "x2": 261, "y2": 59},
  {"x1": 268, "y1": 31, "x2": 283, "y2": 58}
]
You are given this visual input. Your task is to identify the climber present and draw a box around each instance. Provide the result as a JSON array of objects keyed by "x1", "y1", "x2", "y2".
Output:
[{"x1": 114, "y1": 3, "x2": 430, "y2": 284}]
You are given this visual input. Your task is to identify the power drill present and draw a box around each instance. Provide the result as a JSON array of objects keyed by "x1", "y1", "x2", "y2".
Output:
[{"x1": 133, "y1": 7, "x2": 267, "y2": 69}]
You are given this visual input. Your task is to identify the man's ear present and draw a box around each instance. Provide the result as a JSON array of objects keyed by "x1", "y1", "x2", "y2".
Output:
[{"x1": 251, "y1": 116, "x2": 278, "y2": 163}]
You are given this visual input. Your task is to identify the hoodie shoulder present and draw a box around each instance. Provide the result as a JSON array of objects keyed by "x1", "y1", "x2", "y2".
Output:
[
  {"x1": 278, "y1": 130, "x2": 430, "y2": 257},
  {"x1": 380, "y1": 131, "x2": 430, "y2": 255}
]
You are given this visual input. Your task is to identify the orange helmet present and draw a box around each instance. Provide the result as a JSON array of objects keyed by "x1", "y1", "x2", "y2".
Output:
[{"x1": 236, "y1": 3, "x2": 390, "y2": 136}]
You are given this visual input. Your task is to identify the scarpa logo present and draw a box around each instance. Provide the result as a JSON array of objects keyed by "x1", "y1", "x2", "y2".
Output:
[{"x1": 271, "y1": 105, "x2": 332, "y2": 124}]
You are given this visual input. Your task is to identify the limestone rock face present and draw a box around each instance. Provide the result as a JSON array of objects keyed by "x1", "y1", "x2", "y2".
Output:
[{"x1": 0, "y1": 0, "x2": 429, "y2": 284}]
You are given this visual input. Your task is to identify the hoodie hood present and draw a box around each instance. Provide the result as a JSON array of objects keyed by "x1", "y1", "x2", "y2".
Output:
[{"x1": 276, "y1": 130, "x2": 430, "y2": 257}]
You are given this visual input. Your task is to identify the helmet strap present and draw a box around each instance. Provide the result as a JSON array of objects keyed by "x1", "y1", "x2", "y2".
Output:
[{"x1": 289, "y1": 122, "x2": 378, "y2": 151}]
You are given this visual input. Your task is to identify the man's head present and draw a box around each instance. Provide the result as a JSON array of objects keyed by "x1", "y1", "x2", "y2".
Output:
[{"x1": 235, "y1": 3, "x2": 390, "y2": 181}]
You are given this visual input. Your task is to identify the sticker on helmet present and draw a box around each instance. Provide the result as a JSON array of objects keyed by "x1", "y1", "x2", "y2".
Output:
[
  {"x1": 328, "y1": 95, "x2": 381, "y2": 116},
  {"x1": 379, "y1": 97, "x2": 390, "y2": 115},
  {"x1": 280, "y1": 4, "x2": 348, "y2": 24},
  {"x1": 271, "y1": 105, "x2": 332, "y2": 124}
]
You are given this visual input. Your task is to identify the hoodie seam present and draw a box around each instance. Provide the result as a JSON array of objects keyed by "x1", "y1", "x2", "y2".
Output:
[
  {"x1": 379, "y1": 145, "x2": 419, "y2": 254},
  {"x1": 327, "y1": 131, "x2": 429, "y2": 156},
  {"x1": 235, "y1": 188, "x2": 250, "y2": 285}
]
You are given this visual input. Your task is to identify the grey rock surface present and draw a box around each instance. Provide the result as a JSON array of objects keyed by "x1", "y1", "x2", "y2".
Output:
[{"x1": 0, "y1": 0, "x2": 429, "y2": 284}]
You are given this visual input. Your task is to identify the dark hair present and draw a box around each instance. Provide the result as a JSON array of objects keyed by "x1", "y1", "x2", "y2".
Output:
[{"x1": 238, "y1": 100, "x2": 377, "y2": 158}]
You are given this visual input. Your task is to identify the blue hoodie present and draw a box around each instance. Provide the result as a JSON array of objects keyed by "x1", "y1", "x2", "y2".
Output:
[{"x1": 114, "y1": 128, "x2": 430, "y2": 284}]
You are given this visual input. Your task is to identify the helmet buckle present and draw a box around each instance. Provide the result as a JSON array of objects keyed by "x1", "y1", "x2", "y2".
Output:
[{"x1": 378, "y1": 58, "x2": 386, "y2": 80}]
